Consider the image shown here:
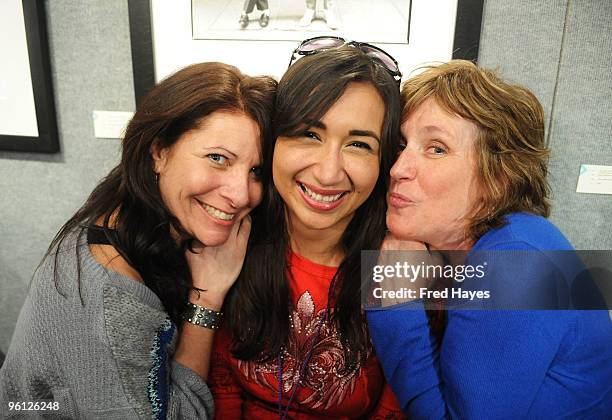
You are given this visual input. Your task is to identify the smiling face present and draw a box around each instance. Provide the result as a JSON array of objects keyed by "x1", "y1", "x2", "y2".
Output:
[
  {"x1": 387, "y1": 97, "x2": 482, "y2": 250},
  {"x1": 272, "y1": 82, "x2": 385, "y2": 239},
  {"x1": 152, "y1": 110, "x2": 263, "y2": 246}
]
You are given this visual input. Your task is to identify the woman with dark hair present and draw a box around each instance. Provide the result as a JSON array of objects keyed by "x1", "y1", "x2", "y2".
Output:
[
  {"x1": 209, "y1": 38, "x2": 405, "y2": 418},
  {"x1": 366, "y1": 60, "x2": 612, "y2": 418},
  {"x1": 0, "y1": 62, "x2": 276, "y2": 419}
]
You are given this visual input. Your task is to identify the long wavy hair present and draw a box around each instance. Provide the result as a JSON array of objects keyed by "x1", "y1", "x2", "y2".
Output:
[
  {"x1": 46, "y1": 62, "x2": 277, "y2": 324},
  {"x1": 226, "y1": 46, "x2": 401, "y2": 367}
]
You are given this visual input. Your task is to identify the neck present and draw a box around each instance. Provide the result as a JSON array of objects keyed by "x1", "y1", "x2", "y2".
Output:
[
  {"x1": 287, "y1": 219, "x2": 346, "y2": 267},
  {"x1": 429, "y1": 236, "x2": 474, "y2": 251}
]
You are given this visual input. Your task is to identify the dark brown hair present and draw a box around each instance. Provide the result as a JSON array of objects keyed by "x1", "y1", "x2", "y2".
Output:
[
  {"x1": 401, "y1": 60, "x2": 550, "y2": 241},
  {"x1": 47, "y1": 62, "x2": 277, "y2": 323},
  {"x1": 226, "y1": 46, "x2": 401, "y2": 367}
]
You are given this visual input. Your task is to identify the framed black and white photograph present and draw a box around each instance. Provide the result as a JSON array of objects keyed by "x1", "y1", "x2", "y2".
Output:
[
  {"x1": 0, "y1": 0, "x2": 58, "y2": 153},
  {"x1": 129, "y1": 0, "x2": 483, "y2": 105},
  {"x1": 192, "y1": 0, "x2": 411, "y2": 44}
]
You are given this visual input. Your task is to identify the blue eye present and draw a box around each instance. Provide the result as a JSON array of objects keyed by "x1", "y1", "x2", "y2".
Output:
[
  {"x1": 429, "y1": 145, "x2": 447, "y2": 155},
  {"x1": 207, "y1": 153, "x2": 228, "y2": 165}
]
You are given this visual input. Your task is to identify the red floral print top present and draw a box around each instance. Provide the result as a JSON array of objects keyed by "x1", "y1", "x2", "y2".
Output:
[{"x1": 209, "y1": 251, "x2": 404, "y2": 419}]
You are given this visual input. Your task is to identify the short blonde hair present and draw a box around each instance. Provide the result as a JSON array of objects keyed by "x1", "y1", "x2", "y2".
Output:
[{"x1": 401, "y1": 60, "x2": 550, "y2": 240}]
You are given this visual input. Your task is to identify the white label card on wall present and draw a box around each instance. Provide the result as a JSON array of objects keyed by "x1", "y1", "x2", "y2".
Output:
[
  {"x1": 576, "y1": 165, "x2": 612, "y2": 195},
  {"x1": 93, "y1": 111, "x2": 134, "y2": 139}
]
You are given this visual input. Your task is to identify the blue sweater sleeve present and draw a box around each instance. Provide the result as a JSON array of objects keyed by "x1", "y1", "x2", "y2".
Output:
[
  {"x1": 366, "y1": 305, "x2": 576, "y2": 419},
  {"x1": 366, "y1": 238, "x2": 582, "y2": 418},
  {"x1": 367, "y1": 215, "x2": 612, "y2": 418},
  {"x1": 366, "y1": 302, "x2": 446, "y2": 418}
]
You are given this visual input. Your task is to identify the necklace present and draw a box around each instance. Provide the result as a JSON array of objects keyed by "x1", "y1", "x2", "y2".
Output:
[
  {"x1": 276, "y1": 255, "x2": 340, "y2": 419},
  {"x1": 276, "y1": 309, "x2": 328, "y2": 420}
]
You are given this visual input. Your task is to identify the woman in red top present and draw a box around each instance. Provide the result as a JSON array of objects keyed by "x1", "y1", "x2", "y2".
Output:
[{"x1": 210, "y1": 38, "x2": 404, "y2": 418}]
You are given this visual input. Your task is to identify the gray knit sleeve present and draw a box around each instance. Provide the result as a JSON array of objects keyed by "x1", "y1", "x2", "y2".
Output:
[
  {"x1": 1, "y1": 233, "x2": 214, "y2": 419},
  {"x1": 167, "y1": 361, "x2": 215, "y2": 419},
  {"x1": 103, "y1": 285, "x2": 214, "y2": 420},
  {"x1": 0, "y1": 253, "x2": 80, "y2": 419}
]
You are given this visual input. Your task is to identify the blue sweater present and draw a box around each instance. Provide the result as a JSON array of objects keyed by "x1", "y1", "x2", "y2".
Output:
[{"x1": 366, "y1": 213, "x2": 612, "y2": 419}]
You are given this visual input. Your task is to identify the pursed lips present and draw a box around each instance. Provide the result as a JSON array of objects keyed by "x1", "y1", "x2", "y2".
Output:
[{"x1": 387, "y1": 191, "x2": 416, "y2": 208}]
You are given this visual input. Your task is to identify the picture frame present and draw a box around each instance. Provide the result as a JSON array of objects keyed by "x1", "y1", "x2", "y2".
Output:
[
  {"x1": 191, "y1": 0, "x2": 413, "y2": 44},
  {"x1": 0, "y1": 0, "x2": 58, "y2": 153},
  {"x1": 129, "y1": 0, "x2": 484, "y2": 105}
]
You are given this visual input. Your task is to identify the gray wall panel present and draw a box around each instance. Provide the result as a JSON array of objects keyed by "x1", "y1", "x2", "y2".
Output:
[
  {"x1": 478, "y1": 0, "x2": 568, "y2": 130},
  {"x1": 546, "y1": 0, "x2": 612, "y2": 249},
  {"x1": 478, "y1": 0, "x2": 611, "y2": 249},
  {"x1": 0, "y1": 0, "x2": 134, "y2": 353}
]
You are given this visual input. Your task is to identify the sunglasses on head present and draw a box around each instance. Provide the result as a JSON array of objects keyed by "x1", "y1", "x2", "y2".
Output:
[{"x1": 288, "y1": 36, "x2": 402, "y2": 83}]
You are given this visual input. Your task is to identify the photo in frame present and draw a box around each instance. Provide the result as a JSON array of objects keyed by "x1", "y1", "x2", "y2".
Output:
[
  {"x1": 0, "y1": 0, "x2": 58, "y2": 153},
  {"x1": 192, "y1": 0, "x2": 411, "y2": 44},
  {"x1": 129, "y1": 0, "x2": 483, "y2": 105}
]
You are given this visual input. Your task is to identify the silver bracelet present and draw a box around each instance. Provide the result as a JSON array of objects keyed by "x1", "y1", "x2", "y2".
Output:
[{"x1": 182, "y1": 302, "x2": 223, "y2": 330}]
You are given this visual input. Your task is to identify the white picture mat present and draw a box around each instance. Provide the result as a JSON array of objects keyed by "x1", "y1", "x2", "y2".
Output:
[
  {"x1": 192, "y1": 0, "x2": 410, "y2": 44},
  {"x1": 0, "y1": 0, "x2": 39, "y2": 137},
  {"x1": 151, "y1": 0, "x2": 458, "y2": 82}
]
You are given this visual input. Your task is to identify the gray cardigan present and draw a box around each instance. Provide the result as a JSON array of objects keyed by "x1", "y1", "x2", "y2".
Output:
[{"x1": 0, "y1": 231, "x2": 213, "y2": 419}]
